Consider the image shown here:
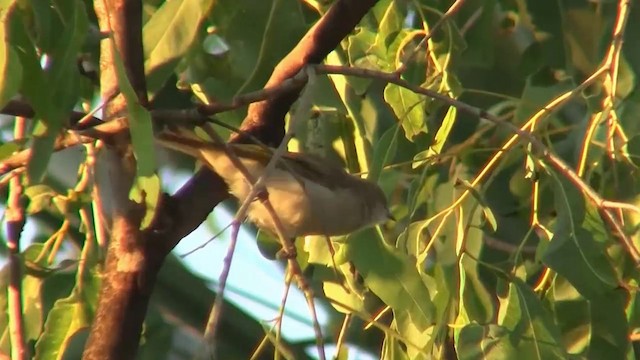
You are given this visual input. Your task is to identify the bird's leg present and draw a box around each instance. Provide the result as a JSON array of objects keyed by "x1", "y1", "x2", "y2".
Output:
[
  {"x1": 253, "y1": 187, "x2": 269, "y2": 203},
  {"x1": 275, "y1": 239, "x2": 298, "y2": 260}
]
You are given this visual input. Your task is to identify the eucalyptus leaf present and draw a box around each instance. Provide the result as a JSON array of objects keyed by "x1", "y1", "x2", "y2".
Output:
[
  {"x1": 384, "y1": 84, "x2": 427, "y2": 140},
  {"x1": 110, "y1": 37, "x2": 161, "y2": 229},
  {"x1": 346, "y1": 229, "x2": 435, "y2": 332}
]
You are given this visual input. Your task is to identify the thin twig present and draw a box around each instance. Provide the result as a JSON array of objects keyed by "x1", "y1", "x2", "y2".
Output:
[
  {"x1": 199, "y1": 67, "x2": 326, "y2": 360},
  {"x1": 335, "y1": 314, "x2": 352, "y2": 357},
  {"x1": 274, "y1": 274, "x2": 293, "y2": 360},
  {"x1": 396, "y1": 0, "x2": 467, "y2": 74},
  {"x1": 200, "y1": 219, "x2": 242, "y2": 359},
  {"x1": 0, "y1": 168, "x2": 25, "y2": 189},
  {"x1": 314, "y1": 64, "x2": 640, "y2": 264},
  {"x1": 6, "y1": 117, "x2": 28, "y2": 360},
  {"x1": 197, "y1": 71, "x2": 310, "y2": 116},
  {"x1": 179, "y1": 222, "x2": 233, "y2": 258}
]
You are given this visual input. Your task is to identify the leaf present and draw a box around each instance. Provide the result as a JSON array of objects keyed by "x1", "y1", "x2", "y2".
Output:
[
  {"x1": 625, "y1": 134, "x2": 640, "y2": 167},
  {"x1": 47, "y1": 0, "x2": 88, "y2": 113},
  {"x1": 456, "y1": 324, "x2": 519, "y2": 360},
  {"x1": 369, "y1": 125, "x2": 399, "y2": 182},
  {"x1": 32, "y1": 1, "x2": 87, "y2": 183},
  {"x1": 323, "y1": 282, "x2": 365, "y2": 314},
  {"x1": 393, "y1": 309, "x2": 432, "y2": 359},
  {"x1": 0, "y1": 244, "x2": 46, "y2": 353},
  {"x1": 346, "y1": 229, "x2": 435, "y2": 331},
  {"x1": 513, "y1": 69, "x2": 575, "y2": 124},
  {"x1": 110, "y1": 37, "x2": 161, "y2": 229},
  {"x1": 413, "y1": 107, "x2": 457, "y2": 169},
  {"x1": 459, "y1": 1, "x2": 497, "y2": 68},
  {"x1": 0, "y1": 138, "x2": 28, "y2": 161},
  {"x1": 546, "y1": 277, "x2": 591, "y2": 355},
  {"x1": 27, "y1": 134, "x2": 57, "y2": 184},
  {"x1": 25, "y1": 184, "x2": 59, "y2": 214},
  {"x1": 455, "y1": 179, "x2": 498, "y2": 232},
  {"x1": 495, "y1": 279, "x2": 566, "y2": 359},
  {"x1": 34, "y1": 245, "x2": 100, "y2": 360},
  {"x1": 34, "y1": 296, "x2": 91, "y2": 360},
  {"x1": 587, "y1": 289, "x2": 630, "y2": 359},
  {"x1": 143, "y1": 0, "x2": 216, "y2": 94},
  {"x1": 384, "y1": 84, "x2": 427, "y2": 141},
  {"x1": 0, "y1": 20, "x2": 22, "y2": 109},
  {"x1": 457, "y1": 255, "x2": 495, "y2": 326},
  {"x1": 542, "y1": 173, "x2": 619, "y2": 299}
]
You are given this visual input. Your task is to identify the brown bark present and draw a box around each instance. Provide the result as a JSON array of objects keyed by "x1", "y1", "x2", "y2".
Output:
[
  {"x1": 80, "y1": 0, "x2": 382, "y2": 358},
  {"x1": 83, "y1": 0, "x2": 155, "y2": 358}
]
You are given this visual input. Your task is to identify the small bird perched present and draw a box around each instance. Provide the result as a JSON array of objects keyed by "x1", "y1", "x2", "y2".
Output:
[{"x1": 157, "y1": 129, "x2": 393, "y2": 239}]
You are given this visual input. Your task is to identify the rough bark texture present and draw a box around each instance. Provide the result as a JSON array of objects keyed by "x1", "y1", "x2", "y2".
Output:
[
  {"x1": 49, "y1": 0, "x2": 381, "y2": 358},
  {"x1": 83, "y1": 0, "x2": 155, "y2": 358}
]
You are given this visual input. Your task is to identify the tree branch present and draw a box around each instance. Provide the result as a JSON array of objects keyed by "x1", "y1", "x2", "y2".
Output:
[
  {"x1": 227, "y1": 0, "x2": 380, "y2": 146},
  {"x1": 6, "y1": 117, "x2": 27, "y2": 360},
  {"x1": 162, "y1": 0, "x2": 381, "y2": 249},
  {"x1": 83, "y1": 0, "x2": 155, "y2": 358}
]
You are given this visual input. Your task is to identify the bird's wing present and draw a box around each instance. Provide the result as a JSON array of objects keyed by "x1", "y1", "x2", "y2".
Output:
[{"x1": 280, "y1": 152, "x2": 355, "y2": 190}]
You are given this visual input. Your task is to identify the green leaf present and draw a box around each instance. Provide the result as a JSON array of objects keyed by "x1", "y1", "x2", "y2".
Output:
[
  {"x1": 34, "y1": 296, "x2": 91, "y2": 360},
  {"x1": 27, "y1": 133, "x2": 57, "y2": 184},
  {"x1": 143, "y1": 0, "x2": 215, "y2": 94},
  {"x1": 0, "y1": 244, "x2": 46, "y2": 353},
  {"x1": 0, "y1": 138, "x2": 28, "y2": 161},
  {"x1": 129, "y1": 175, "x2": 161, "y2": 229},
  {"x1": 8, "y1": 1, "x2": 88, "y2": 183},
  {"x1": 393, "y1": 309, "x2": 432, "y2": 359},
  {"x1": 8, "y1": 8, "x2": 47, "y2": 112},
  {"x1": 413, "y1": 106, "x2": 456, "y2": 169},
  {"x1": 346, "y1": 28, "x2": 379, "y2": 94},
  {"x1": 513, "y1": 69, "x2": 575, "y2": 123},
  {"x1": 323, "y1": 281, "x2": 366, "y2": 315},
  {"x1": 110, "y1": 37, "x2": 161, "y2": 229},
  {"x1": 457, "y1": 255, "x2": 495, "y2": 325},
  {"x1": 456, "y1": 324, "x2": 519, "y2": 360},
  {"x1": 495, "y1": 279, "x2": 566, "y2": 359},
  {"x1": 346, "y1": 229, "x2": 435, "y2": 331},
  {"x1": 546, "y1": 277, "x2": 591, "y2": 355},
  {"x1": 542, "y1": 173, "x2": 619, "y2": 299},
  {"x1": 587, "y1": 289, "x2": 630, "y2": 359},
  {"x1": 625, "y1": 134, "x2": 640, "y2": 167},
  {"x1": 384, "y1": 84, "x2": 427, "y2": 140},
  {"x1": 369, "y1": 125, "x2": 399, "y2": 182},
  {"x1": 455, "y1": 179, "x2": 498, "y2": 232},
  {"x1": 0, "y1": 21, "x2": 22, "y2": 109},
  {"x1": 47, "y1": 0, "x2": 88, "y2": 113},
  {"x1": 25, "y1": 184, "x2": 59, "y2": 214},
  {"x1": 459, "y1": 1, "x2": 497, "y2": 68}
]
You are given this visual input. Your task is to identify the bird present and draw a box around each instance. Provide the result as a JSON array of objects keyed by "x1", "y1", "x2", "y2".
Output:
[{"x1": 156, "y1": 129, "x2": 393, "y2": 239}]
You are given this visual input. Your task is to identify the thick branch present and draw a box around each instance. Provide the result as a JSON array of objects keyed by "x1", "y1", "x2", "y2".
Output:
[
  {"x1": 83, "y1": 0, "x2": 153, "y2": 358},
  {"x1": 227, "y1": 0, "x2": 379, "y2": 146},
  {"x1": 164, "y1": 0, "x2": 380, "y2": 249},
  {"x1": 6, "y1": 117, "x2": 27, "y2": 360}
]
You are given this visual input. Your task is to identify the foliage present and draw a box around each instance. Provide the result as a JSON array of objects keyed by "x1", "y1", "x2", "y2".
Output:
[{"x1": 1, "y1": 0, "x2": 640, "y2": 359}]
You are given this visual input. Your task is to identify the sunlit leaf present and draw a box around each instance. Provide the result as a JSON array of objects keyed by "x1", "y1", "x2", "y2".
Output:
[
  {"x1": 0, "y1": 12, "x2": 22, "y2": 109},
  {"x1": 110, "y1": 38, "x2": 161, "y2": 229},
  {"x1": 384, "y1": 84, "x2": 427, "y2": 140},
  {"x1": 495, "y1": 279, "x2": 566, "y2": 359},
  {"x1": 542, "y1": 174, "x2": 618, "y2": 299},
  {"x1": 143, "y1": 0, "x2": 216, "y2": 94},
  {"x1": 34, "y1": 296, "x2": 91, "y2": 360},
  {"x1": 347, "y1": 229, "x2": 435, "y2": 331}
]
